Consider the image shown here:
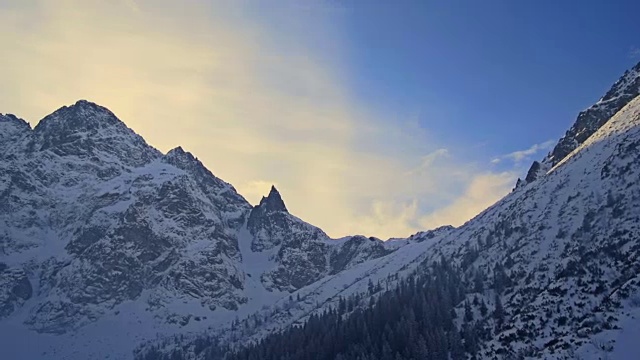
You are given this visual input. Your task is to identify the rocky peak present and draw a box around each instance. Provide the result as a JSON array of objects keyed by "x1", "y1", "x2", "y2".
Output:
[
  {"x1": 246, "y1": 186, "x2": 289, "y2": 246},
  {"x1": 163, "y1": 146, "x2": 197, "y2": 169},
  {"x1": 546, "y1": 61, "x2": 640, "y2": 166},
  {"x1": 524, "y1": 160, "x2": 550, "y2": 183},
  {"x1": 162, "y1": 146, "x2": 249, "y2": 212},
  {"x1": 257, "y1": 185, "x2": 288, "y2": 213},
  {"x1": 0, "y1": 113, "x2": 30, "y2": 129},
  {"x1": 0, "y1": 113, "x2": 31, "y2": 149},
  {"x1": 29, "y1": 100, "x2": 160, "y2": 166},
  {"x1": 521, "y1": 61, "x2": 640, "y2": 186},
  {"x1": 33, "y1": 100, "x2": 122, "y2": 137},
  {"x1": 246, "y1": 186, "x2": 305, "y2": 253}
]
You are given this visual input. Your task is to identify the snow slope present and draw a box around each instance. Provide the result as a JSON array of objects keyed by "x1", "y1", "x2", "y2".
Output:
[{"x1": 145, "y1": 74, "x2": 640, "y2": 360}]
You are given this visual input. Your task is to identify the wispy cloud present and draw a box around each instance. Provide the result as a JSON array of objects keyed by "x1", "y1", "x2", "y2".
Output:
[
  {"x1": 419, "y1": 171, "x2": 517, "y2": 229},
  {"x1": 403, "y1": 148, "x2": 449, "y2": 176},
  {"x1": 491, "y1": 140, "x2": 555, "y2": 164},
  {"x1": 0, "y1": 0, "x2": 513, "y2": 238},
  {"x1": 629, "y1": 46, "x2": 640, "y2": 59}
]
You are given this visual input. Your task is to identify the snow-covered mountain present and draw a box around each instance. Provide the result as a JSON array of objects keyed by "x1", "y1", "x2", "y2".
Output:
[
  {"x1": 2, "y1": 61, "x2": 640, "y2": 360},
  {"x1": 141, "y1": 62, "x2": 640, "y2": 360},
  {"x1": 0, "y1": 100, "x2": 392, "y2": 359},
  {"x1": 519, "y1": 61, "x2": 640, "y2": 186},
  {"x1": 427, "y1": 94, "x2": 640, "y2": 359}
]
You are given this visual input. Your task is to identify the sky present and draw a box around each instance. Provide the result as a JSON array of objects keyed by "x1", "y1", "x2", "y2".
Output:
[{"x1": 1, "y1": 0, "x2": 639, "y2": 239}]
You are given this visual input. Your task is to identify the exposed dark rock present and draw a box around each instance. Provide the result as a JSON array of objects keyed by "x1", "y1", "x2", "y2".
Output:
[
  {"x1": 0, "y1": 267, "x2": 32, "y2": 319},
  {"x1": 522, "y1": 61, "x2": 640, "y2": 186}
]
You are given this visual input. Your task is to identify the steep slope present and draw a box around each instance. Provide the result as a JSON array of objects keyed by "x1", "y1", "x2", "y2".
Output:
[
  {"x1": 143, "y1": 73, "x2": 640, "y2": 360},
  {"x1": 277, "y1": 96, "x2": 640, "y2": 359},
  {"x1": 422, "y1": 95, "x2": 640, "y2": 358},
  {"x1": 520, "y1": 61, "x2": 640, "y2": 185}
]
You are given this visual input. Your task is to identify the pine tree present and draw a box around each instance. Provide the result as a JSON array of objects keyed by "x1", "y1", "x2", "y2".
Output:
[
  {"x1": 474, "y1": 268, "x2": 485, "y2": 293},
  {"x1": 479, "y1": 299, "x2": 488, "y2": 317},
  {"x1": 147, "y1": 257, "x2": 478, "y2": 360},
  {"x1": 493, "y1": 294, "x2": 504, "y2": 332},
  {"x1": 464, "y1": 301, "x2": 474, "y2": 322}
]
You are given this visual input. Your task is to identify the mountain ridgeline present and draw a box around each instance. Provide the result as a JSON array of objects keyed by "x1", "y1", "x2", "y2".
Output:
[
  {"x1": 0, "y1": 100, "x2": 391, "y2": 356},
  {"x1": 518, "y1": 61, "x2": 640, "y2": 186},
  {"x1": 2, "y1": 61, "x2": 640, "y2": 360}
]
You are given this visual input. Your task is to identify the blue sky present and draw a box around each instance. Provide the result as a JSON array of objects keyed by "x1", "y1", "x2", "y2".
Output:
[
  {"x1": 2, "y1": 0, "x2": 639, "y2": 238},
  {"x1": 342, "y1": 0, "x2": 640, "y2": 166}
]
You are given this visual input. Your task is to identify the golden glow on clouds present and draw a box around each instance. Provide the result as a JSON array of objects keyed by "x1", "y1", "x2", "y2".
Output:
[{"x1": 0, "y1": 0, "x2": 516, "y2": 238}]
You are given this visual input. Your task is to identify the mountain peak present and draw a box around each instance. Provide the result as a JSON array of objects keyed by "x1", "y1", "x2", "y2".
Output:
[
  {"x1": 257, "y1": 185, "x2": 288, "y2": 213},
  {"x1": 547, "y1": 61, "x2": 640, "y2": 166},
  {"x1": 29, "y1": 100, "x2": 160, "y2": 166},
  {"x1": 163, "y1": 146, "x2": 203, "y2": 173},
  {"x1": 34, "y1": 99, "x2": 122, "y2": 136},
  {"x1": 73, "y1": 99, "x2": 98, "y2": 108},
  {"x1": 165, "y1": 146, "x2": 189, "y2": 159},
  {"x1": 521, "y1": 60, "x2": 640, "y2": 187},
  {"x1": 0, "y1": 113, "x2": 30, "y2": 127},
  {"x1": 0, "y1": 113, "x2": 31, "y2": 155},
  {"x1": 0, "y1": 113, "x2": 30, "y2": 139}
]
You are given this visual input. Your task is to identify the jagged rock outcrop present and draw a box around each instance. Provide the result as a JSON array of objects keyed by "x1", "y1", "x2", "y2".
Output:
[
  {"x1": 548, "y1": 61, "x2": 640, "y2": 166},
  {"x1": 0, "y1": 114, "x2": 30, "y2": 153},
  {"x1": 521, "y1": 61, "x2": 640, "y2": 187},
  {"x1": 246, "y1": 185, "x2": 391, "y2": 292},
  {"x1": 247, "y1": 185, "x2": 298, "y2": 252},
  {"x1": 328, "y1": 235, "x2": 390, "y2": 275},
  {"x1": 0, "y1": 264, "x2": 32, "y2": 319}
]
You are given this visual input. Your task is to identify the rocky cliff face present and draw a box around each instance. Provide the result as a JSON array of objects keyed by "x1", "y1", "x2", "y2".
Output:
[
  {"x1": 0, "y1": 101, "x2": 256, "y2": 333},
  {"x1": 0, "y1": 265, "x2": 32, "y2": 319},
  {"x1": 246, "y1": 185, "x2": 390, "y2": 292},
  {"x1": 519, "y1": 61, "x2": 640, "y2": 185}
]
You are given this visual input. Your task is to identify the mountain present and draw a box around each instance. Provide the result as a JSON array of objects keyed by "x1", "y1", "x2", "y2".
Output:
[
  {"x1": 137, "y1": 63, "x2": 640, "y2": 360},
  {"x1": 519, "y1": 61, "x2": 640, "y2": 185},
  {"x1": 3, "y1": 61, "x2": 640, "y2": 360},
  {"x1": 0, "y1": 100, "x2": 392, "y2": 359}
]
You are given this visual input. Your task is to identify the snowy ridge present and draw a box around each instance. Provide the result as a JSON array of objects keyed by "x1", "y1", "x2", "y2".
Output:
[
  {"x1": 426, "y1": 96, "x2": 640, "y2": 358},
  {"x1": 519, "y1": 61, "x2": 640, "y2": 186}
]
